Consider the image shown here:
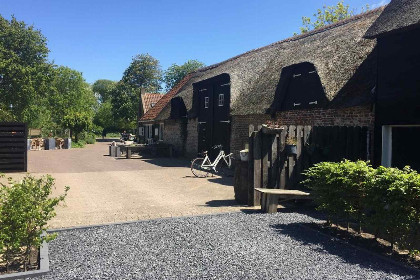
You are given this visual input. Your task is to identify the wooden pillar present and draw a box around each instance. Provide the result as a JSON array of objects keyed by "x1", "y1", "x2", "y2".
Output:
[
  {"x1": 248, "y1": 125, "x2": 255, "y2": 206},
  {"x1": 253, "y1": 125, "x2": 262, "y2": 206}
]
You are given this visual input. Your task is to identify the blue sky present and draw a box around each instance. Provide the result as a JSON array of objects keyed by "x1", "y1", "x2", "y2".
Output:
[{"x1": 1, "y1": 0, "x2": 389, "y2": 85}]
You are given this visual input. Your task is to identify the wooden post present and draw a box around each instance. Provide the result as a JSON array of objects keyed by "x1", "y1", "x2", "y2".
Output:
[
  {"x1": 262, "y1": 133, "x2": 269, "y2": 189},
  {"x1": 253, "y1": 125, "x2": 262, "y2": 206},
  {"x1": 270, "y1": 135, "x2": 278, "y2": 188},
  {"x1": 279, "y1": 127, "x2": 287, "y2": 189},
  {"x1": 287, "y1": 125, "x2": 296, "y2": 189},
  {"x1": 296, "y1": 125, "x2": 303, "y2": 183},
  {"x1": 248, "y1": 125, "x2": 255, "y2": 206}
]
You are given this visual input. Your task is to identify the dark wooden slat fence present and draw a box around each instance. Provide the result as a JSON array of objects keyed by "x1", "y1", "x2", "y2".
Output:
[
  {"x1": 248, "y1": 125, "x2": 370, "y2": 206},
  {"x1": 0, "y1": 122, "x2": 27, "y2": 172}
]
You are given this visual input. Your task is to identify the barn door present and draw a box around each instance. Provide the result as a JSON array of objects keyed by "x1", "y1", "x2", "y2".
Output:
[
  {"x1": 212, "y1": 81, "x2": 231, "y2": 157},
  {"x1": 197, "y1": 84, "x2": 213, "y2": 156},
  {"x1": 197, "y1": 74, "x2": 231, "y2": 159}
]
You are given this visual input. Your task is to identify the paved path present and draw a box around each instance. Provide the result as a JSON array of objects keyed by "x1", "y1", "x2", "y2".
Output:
[
  {"x1": 33, "y1": 212, "x2": 419, "y2": 279},
  {"x1": 6, "y1": 141, "x2": 253, "y2": 228}
]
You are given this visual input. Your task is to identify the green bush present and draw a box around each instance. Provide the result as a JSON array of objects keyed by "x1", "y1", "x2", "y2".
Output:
[
  {"x1": 78, "y1": 131, "x2": 96, "y2": 144},
  {"x1": 0, "y1": 174, "x2": 69, "y2": 271},
  {"x1": 303, "y1": 161, "x2": 420, "y2": 255},
  {"x1": 72, "y1": 140, "x2": 86, "y2": 148},
  {"x1": 84, "y1": 134, "x2": 96, "y2": 144}
]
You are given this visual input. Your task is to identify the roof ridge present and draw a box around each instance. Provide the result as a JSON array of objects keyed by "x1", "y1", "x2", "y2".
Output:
[
  {"x1": 139, "y1": 73, "x2": 193, "y2": 121},
  {"x1": 194, "y1": 6, "x2": 385, "y2": 73}
]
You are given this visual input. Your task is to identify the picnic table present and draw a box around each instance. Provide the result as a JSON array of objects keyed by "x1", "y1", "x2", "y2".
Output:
[
  {"x1": 119, "y1": 143, "x2": 174, "y2": 158},
  {"x1": 255, "y1": 188, "x2": 312, "y2": 213}
]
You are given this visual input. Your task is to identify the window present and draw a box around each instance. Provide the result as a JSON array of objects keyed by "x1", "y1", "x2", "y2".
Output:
[
  {"x1": 139, "y1": 127, "x2": 144, "y2": 136},
  {"x1": 204, "y1": 97, "x2": 209, "y2": 108},
  {"x1": 159, "y1": 123, "x2": 164, "y2": 141},
  {"x1": 218, "y1": 94, "x2": 224, "y2": 106},
  {"x1": 150, "y1": 103, "x2": 155, "y2": 108}
]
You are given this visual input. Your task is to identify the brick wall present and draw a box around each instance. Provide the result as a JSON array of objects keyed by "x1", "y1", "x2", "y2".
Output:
[
  {"x1": 163, "y1": 119, "x2": 185, "y2": 156},
  {"x1": 185, "y1": 119, "x2": 198, "y2": 158},
  {"x1": 231, "y1": 114, "x2": 271, "y2": 156},
  {"x1": 230, "y1": 105, "x2": 374, "y2": 157}
]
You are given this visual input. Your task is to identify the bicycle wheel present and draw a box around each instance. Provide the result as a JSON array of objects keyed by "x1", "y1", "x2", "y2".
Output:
[
  {"x1": 218, "y1": 158, "x2": 234, "y2": 177},
  {"x1": 191, "y1": 158, "x2": 209, "y2": 178}
]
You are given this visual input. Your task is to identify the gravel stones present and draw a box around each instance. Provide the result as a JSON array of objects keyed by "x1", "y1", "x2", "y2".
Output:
[{"x1": 32, "y1": 212, "x2": 419, "y2": 279}]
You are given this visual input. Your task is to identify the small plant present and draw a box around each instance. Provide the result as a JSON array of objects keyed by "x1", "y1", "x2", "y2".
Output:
[
  {"x1": 72, "y1": 140, "x2": 86, "y2": 148},
  {"x1": 0, "y1": 174, "x2": 69, "y2": 272}
]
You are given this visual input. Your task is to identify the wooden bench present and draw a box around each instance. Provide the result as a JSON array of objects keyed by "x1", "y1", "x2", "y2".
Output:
[{"x1": 255, "y1": 188, "x2": 312, "y2": 213}]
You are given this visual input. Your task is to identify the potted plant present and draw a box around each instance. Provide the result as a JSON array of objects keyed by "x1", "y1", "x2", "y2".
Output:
[
  {"x1": 240, "y1": 149, "x2": 249, "y2": 161},
  {"x1": 284, "y1": 136, "x2": 297, "y2": 156}
]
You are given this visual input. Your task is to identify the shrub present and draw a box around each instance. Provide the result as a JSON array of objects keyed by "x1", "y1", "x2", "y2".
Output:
[
  {"x1": 302, "y1": 160, "x2": 374, "y2": 229},
  {"x1": 72, "y1": 140, "x2": 86, "y2": 148},
  {"x1": 0, "y1": 174, "x2": 69, "y2": 272},
  {"x1": 365, "y1": 166, "x2": 420, "y2": 251},
  {"x1": 303, "y1": 161, "x2": 420, "y2": 255}
]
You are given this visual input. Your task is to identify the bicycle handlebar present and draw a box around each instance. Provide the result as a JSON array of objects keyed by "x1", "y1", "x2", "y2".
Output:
[{"x1": 212, "y1": 144, "x2": 223, "y2": 150}]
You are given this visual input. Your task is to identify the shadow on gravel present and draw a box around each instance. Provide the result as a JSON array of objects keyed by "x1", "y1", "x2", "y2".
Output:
[
  {"x1": 205, "y1": 199, "x2": 242, "y2": 207},
  {"x1": 135, "y1": 158, "x2": 190, "y2": 168},
  {"x1": 96, "y1": 138, "x2": 119, "y2": 142},
  {"x1": 270, "y1": 222, "x2": 419, "y2": 278},
  {"x1": 207, "y1": 177, "x2": 233, "y2": 187}
]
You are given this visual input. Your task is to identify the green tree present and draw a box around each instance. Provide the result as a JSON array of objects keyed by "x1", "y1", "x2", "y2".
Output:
[
  {"x1": 50, "y1": 66, "x2": 96, "y2": 139},
  {"x1": 121, "y1": 53, "x2": 162, "y2": 92},
  {"x1": 0, "y1": 15, "x2": 54, "y2": 127},
  {"x1": 111, "y1": 53, "x2": 162, "y2": 129},
  {"x1": 297, "y1": 1, "x2": 369, "y2": 34},
  {"x1": 163, "y1": 59, "x2": 204, "y2": 91},
  {"x1": 93, "y1": 100, "x2": 115, "y2": 134},
  {"x1": 92, "y1": 79, "x2": 116, "y2": 103}
]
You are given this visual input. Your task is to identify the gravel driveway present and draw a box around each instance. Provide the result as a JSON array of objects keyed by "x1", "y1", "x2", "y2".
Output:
[{"x1": 32, "y1": 212, "x2": 419, "y2": 280}]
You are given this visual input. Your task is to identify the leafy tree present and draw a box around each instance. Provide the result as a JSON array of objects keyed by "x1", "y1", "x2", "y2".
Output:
[
  {"x1": 297, "y1": 1, "x2": 369, "y2": 34},
  {"x1": 92, "y1": 79, "x2": 116, "y2": 103},
  {"x1": 50, "y1": 66, "x2": 96, "y2": 139},
  {"x1": 0, "y1": 15, "x2": 54, "y2": 127},
  {"x1": 110, "y1": 53, "x2": 162, "y2": 129},
  {"x1": 62, "y1": 111, "x2": 93, "y2": 142},
  {"x1": 163, "y1": 59, "x2": 205, "y2": 91},
  {"x1": 121, "y1": 53, "x2": 162, "y2": 92},
  {"x1": 93, "y1": 100, "x2": 115, "y2": 134},
  {"x1": 110, "y1": 81, "x2": 138, "y2": 129}
]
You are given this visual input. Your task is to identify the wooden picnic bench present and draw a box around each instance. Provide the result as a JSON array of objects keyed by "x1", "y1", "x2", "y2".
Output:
[
  {"x1": 255, "y1": 188, "x2": 312, "y2": 213},
  {"x1": 124, "y1": 145, "x2": 145, "y2": 159},
  {"x1": 122, "y1": 144, "x2": 174, "y2": 158}
]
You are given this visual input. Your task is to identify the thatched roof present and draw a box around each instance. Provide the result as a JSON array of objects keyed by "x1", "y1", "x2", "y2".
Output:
[
  {"x1": 161, "y1": 7, "x2": 384, "y2": 118},
  {"x1": 365, "y1": 0, "x2": 420, "y2": 38}
]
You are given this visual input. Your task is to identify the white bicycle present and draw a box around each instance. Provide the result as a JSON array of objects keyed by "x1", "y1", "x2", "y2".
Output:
[{"x1": 191, "y1": 145, "x2": 234, "y2": 177}]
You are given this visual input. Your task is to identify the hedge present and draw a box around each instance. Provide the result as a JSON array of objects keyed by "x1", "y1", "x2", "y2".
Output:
[{"x1": 303, "y1": 160, "x2": 420, "y2": 256}]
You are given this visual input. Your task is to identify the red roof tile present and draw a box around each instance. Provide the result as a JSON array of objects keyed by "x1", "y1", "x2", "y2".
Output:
[
  {"x1": 140, "y1": 74, "x2": 193, "y2": 121},
  {"x1": 141, "y1": 93, "x2": 163, "y2": 114}
]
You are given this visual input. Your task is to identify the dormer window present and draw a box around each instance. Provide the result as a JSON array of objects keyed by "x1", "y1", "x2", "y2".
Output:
[{"x1": 269, "y1": 62, "x2": 328, "y2": 113}]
